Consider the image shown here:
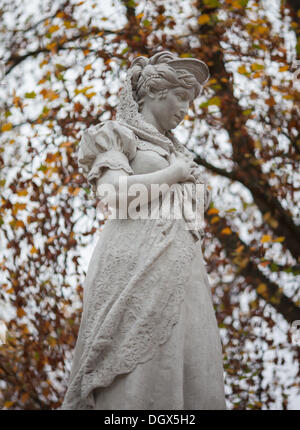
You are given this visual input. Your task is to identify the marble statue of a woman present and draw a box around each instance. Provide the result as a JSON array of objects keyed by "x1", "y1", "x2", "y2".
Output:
[{"x1": 60, "y1": 51, "x2": 226, "y2": 410}]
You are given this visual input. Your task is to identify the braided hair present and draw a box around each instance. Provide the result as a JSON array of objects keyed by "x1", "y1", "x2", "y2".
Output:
[{"x1": 130, "y1": 52, "x2": 202, "y2": 111}]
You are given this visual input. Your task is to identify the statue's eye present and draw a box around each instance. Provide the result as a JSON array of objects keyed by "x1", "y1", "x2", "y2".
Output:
[{"x1": 176, "y1": 93, "x2": 186, "y2": 101}]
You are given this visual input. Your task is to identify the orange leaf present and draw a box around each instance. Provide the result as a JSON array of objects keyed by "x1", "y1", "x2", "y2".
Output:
[
  {"x1": 221, "y1": 227, "x2": 232, "y2": 235},
  {"x1": 279, "y1": 65, "x2": 289, "y2": 72},
  {"x1": 272, "y1": 236, "x2": 285, "y2": 243},
  {"x1": 17, "y1": 307, "x2": 26, "y2": 318},
  {"x1": 1, "y1": 123, "x2": 13, "y2": 132},
  {"x1": 4, "y1": 401, "x2": 14, "y2": 408},
  {"x1": 72, "y1": 187, "x2": 81, "y2": 196},
  {"x1": 21, "y1": 393, "x2": 30, "y2": 403},
  {"x1": 198, "y1": 14, "x2": 210, "y2": 25},
  {"x1": 265, "y1": 96, "x2": 275, "y2": 107},
  {"x1": 40, "y1": 88, "x2": 59, "y2": 100},
  {"x1": 59, "y1": 141, "x2": 73, "y2": 148},
  {"x1": 17, "y1": 189, "x2": 28, "y2": 196},
  {"x1": 260, "y1": 260, "x2": 270, "y2": 267},
  {"x1": 211, "y1": 216, "x2": 220, "y2": 224},
  {"x1": 86, "y1": 92, "x2": 96, "y2": 99},
  {"x1": 30, "y1": 246, "x2": 38, "y2": 254},
  {"x1": 46, "y1": 42, "x2": 57, "y2": 51},
  {"x1": 261, "y1": 235, "x2": 271, "y2": 243},
  {"x1": 207, "y1": 208, "x2": 219, "y2": 215}
]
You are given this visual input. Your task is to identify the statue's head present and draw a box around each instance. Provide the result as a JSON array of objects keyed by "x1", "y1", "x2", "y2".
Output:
[
  {"x1": 128, "y1": 51, "x2": 210, "y2": 132},
  {"x1": 116, "y1": 51, "x2": 210, "y2": 135}
]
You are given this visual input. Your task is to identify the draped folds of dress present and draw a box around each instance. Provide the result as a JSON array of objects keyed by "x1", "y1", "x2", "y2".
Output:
[{"x1": 60, "y1": 120, "x2": 226, "y2": 410}]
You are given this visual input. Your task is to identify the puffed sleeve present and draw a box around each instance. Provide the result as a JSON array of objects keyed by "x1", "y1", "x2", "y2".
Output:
[{"x1": 78, "y1": 120, "x2": 137, "y2": 196}]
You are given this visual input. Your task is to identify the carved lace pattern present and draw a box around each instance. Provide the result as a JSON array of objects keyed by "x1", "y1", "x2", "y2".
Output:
[
  {"x1": 61, "y1": 64, "x2": 213, "y2": 410},
  {"x1": 60, "y1": 218, "x2": 197, "y2": 410}
]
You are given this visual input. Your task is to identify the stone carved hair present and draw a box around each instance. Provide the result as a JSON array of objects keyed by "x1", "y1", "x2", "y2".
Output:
[
  {"x1": 116, "y1": 51, "x2": 208, "y2": 153},
  {"x1": 130, "y1": 52, "x2": 202, "y2": 111}
]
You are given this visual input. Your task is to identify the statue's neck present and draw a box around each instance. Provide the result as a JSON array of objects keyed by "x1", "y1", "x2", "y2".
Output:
[{"x1": 139, "y1": 105, "x2": 166, "y2": 136}]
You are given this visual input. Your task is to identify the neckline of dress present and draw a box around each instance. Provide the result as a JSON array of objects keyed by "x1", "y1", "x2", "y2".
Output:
[{"x1": 116, "y1": 119, "x2": 175, "y2": 154}]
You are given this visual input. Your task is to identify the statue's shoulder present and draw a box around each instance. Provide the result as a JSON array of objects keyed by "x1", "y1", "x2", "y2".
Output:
[{"x1": 86, "y1": 119, "x2": 137, "y2": 142}]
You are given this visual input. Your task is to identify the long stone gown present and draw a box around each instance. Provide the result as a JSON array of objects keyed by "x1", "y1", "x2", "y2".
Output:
[{"x1": 60, "y1": 120, "x2": 226, "y2": 410}]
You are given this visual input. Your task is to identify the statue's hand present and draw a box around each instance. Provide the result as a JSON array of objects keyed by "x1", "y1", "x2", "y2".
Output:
[{"x1": 169, "y1": 152, "x2": 196, "y2": 183}]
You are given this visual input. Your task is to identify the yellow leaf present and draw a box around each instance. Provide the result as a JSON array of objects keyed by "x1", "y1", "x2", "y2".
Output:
[
  {"x1": 84, "y1": 64, "x2": 92, "y2": 71},
  {"x1": 64, "y1": 20, "x2": 75, "y2": 29},
  {"x1": 12, "y1": 202, "x2": 26, "y2": 215},
  {"x1": 198, "y1": 14, "x2": 210, "y2": 25},
  {"x1": 86, "y1": 92, "x2": 96, "y2": 99},
  {"x1": 74, "y1": 85, "x2": 93, "y2": 95},
  {"x1": 232, "y1": 0, "x2": 244, "y2": 8},
  {"x1": 17, "y1": 189, "x2": 28, "y2": 196},
  {"x1": 257, "y1": 25, "x2": 268, "y2": 35},
  {"x1": 283, "y1": 94, "x2": 293, "y2": 100},
  {"x1": 4, "y1": 401, "x2": 14, "y2": 408},
  {"x1": 261, "y1": 235, "x2": 271, "y2": 243},
  {"x1": 211, "y1": 216, "x2": 220, "y2": 224},
  {"x1": 30, "y1": 246, "x2": 38, "y2": 254},
  {"x1": 252, "y1": 72, "x2": 262, "y2": 79},
  {"x1": 207, "y1": 208, "x2": 219, "y2": 215},
  {"x1": 46, "y1": 42, "x2": 57, "y2": 51},
  {"x1": 237, "y1": 65, "x2": 248, "y2": 75},
  {"x1": 256, "y1": 283, "x2": 268, "y2": 297},
  {"x1": 10, "y1": 220, "x2": 25, "y2": 229},
  {"x1": 272, "y1": 236, "x2": 285, "y2": 243},
  {"x1": 48, "y1": 25, "x2": 59, "y2": 34},
  {"x1": 251, "y1": 63, "x2": 264, "y2": 72},
  {"x1": 236, "y1": 245, "x2": 245, "y2": 254},
  {"x1": 1, "y1": 123, "x2": 13, "y2": 132},
  {"x1": 279, "y1": 65, "x2": 289, "y2": 72},
  {"x1": 221, "y1": 227, "x2": 232, "y2": 235}
]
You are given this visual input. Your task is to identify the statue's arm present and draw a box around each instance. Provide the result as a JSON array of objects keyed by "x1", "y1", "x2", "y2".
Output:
[{"x1": 96, "y1": 164, "x2": 181, "y2": 208}]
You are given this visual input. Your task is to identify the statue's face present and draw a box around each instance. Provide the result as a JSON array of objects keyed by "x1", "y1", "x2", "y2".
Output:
[{"x1": 145, "y1": 86, "x2": 195, "y2": 132}]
